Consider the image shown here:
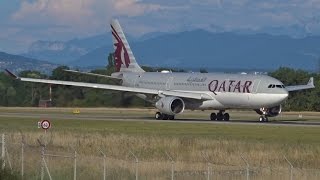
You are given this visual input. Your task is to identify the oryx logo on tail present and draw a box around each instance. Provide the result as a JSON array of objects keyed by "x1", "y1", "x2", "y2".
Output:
[
  {"x1": 110, "y1": 19, "x2": 145, "y2": 73},
  {"x1": 111, "y1": 25, "x2": 130, "y2": 72}
]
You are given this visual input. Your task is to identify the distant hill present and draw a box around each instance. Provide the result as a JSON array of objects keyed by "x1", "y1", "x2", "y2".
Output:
[
  {"x1": 0, "y1": 52, "x2": 58, "y2": 74},
  {"x1": 23, "y1": 33, "x2": 112, "y2": 64},
  {"x1": 71, "y1": 30, "x2": 320, "y2": 71},
  {"x1": 23, "y1": 33, "x2": 144, "y2": 65}
]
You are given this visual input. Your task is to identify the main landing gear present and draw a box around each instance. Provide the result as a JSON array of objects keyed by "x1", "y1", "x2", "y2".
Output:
[
  {"x1": 210, "y1": 110, "x2": 230, "y2": 121},
  {"x1": 155, "y1": 112, "x2": 175, "y2": 120}
]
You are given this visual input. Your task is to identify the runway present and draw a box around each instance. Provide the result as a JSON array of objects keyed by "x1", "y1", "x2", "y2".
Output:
[{"x1": 1, "y1": 111, "x2": 320, "y2": 127}]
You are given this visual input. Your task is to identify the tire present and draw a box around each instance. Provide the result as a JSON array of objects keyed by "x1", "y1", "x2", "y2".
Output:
[
  {"x1": 162, "y1": 114, "x2": 169, "y2": 120},
  {"x1": 223, "y1": 113, "x2": 230, "y2": 121},
  {"x1": 168, "y1": 115, "x2": 175, "y2": 120},
  {"x1": 155, "y1": 112, "x2": 163, "y2": 120},
  {"x1": 259, "y1": 116, "x2": 264, "y2": 122},
  {"x1": 210, "y1": 113, "x2": 217, "y2": 121},
  {"x1": 217, "y1": 113, "x2": 223, "y2": 121}
]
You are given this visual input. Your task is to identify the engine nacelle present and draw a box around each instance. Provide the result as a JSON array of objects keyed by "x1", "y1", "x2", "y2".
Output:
[
  {"x1": 254, "y1": 105, "x2": 282, "y2": 117},
  {"x1": 155, "y1": 97, "x2": 185, "y2": 115}
]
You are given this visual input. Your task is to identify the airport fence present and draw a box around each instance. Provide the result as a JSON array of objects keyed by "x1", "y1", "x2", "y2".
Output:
[{"x1": 1, "y1": 133, "x2": 320, "y2": 180}]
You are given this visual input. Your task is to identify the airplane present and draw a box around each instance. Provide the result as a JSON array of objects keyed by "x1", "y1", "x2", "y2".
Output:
[{"x1": 5, "y1": 19, "x2": 315, "y2": 122}]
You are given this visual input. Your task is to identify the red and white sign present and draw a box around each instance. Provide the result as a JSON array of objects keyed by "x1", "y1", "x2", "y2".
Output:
[{"x1": 40, "y1": 120, "x2": 51, "y2": 130}]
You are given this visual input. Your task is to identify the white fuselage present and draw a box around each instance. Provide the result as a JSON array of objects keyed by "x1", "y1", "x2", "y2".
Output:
[{"x1": 121, "y1": 72, "x2": 289, "y2": 110}]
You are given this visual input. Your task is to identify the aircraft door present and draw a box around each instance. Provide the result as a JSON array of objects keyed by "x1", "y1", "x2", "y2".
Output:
[
  {"x1": 166, "y1": 77, "x2": 174, "y2": 90},
  {"x1": 252, "y1": 79, "x2": 261, "y2": 93},
  {"x1": 134, "y1": 74, "x2": 141, "y2": 87}
]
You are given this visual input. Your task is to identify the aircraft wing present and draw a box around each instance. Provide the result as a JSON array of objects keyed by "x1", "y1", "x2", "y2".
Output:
[
  {"x1": 285, "y1": 77, "x2": 315, "y2": 92},
  {"x1": 5, "y1": 69, "x2": 213, "y2": 100},
  {"x1": 64, "y1": 69, "x2": 122, "y2": 80}
]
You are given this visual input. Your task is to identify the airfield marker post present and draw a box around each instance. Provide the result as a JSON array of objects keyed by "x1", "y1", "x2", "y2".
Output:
[
  {"x1": 42, "y1": 153, "x2": 52, "y2": 180},
  {"x1": 74, "y1": 150, "x2": 77, "y2": 180},
  {"x1": 38, "y1": 119, "x2": 52, "y2": 180},
  {"x1": 240, "y1": 155, "x2": 250, "y2": 180},
  {"x1": 5, "y1": 146, "x2": 13, "y2": 172},
  {"x1": 1, "y1": 133, "x2": 5, "y2": 170},
  {"x1": 284, "y1": 155, "x2": 293, "y2": 180},
  {"x1": 38, "y1": 139, "x2": 45, "y2": 180},
  {"x1": 165, "y1": 151, "x2": 175, "y2": 180},
  {"x1": 201, "y1": 152, "x2": 211, "y2": 180},
  {"x1": 99, "y1": 149, "x2": 107, "y2": 180},
  {"x1": 21, "y1": 135, "x2": 25, "y2": 179},
  {"x1": 129, "y1": 150, "x2": 139, "y2": 180}
]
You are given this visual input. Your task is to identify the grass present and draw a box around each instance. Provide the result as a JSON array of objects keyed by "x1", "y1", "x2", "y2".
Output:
[
  {"x1": 1, "y1": 116, "x2": 319, "y2": 144},
  {"x1": 1, "y1": 107, "x2": 320, "y2": 179}
]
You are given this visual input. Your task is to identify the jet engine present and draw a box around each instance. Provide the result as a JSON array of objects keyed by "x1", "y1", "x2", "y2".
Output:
[
  {"x1": 155, "y1": 96, "x2": 185, "y2": 115},
  {"x1": 254, "y1": 105, "x2": 282, "y2": 117}
]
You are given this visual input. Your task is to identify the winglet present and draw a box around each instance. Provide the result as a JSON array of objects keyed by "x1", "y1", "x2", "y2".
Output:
[
  {"x1": 308, "y1": 77, "x2": 315, "y2": 87},
  {"x1": 4, "y1": 69, "x2": 19, "y2": 79}
]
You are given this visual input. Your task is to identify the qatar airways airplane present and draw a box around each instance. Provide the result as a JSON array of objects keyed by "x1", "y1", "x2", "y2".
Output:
[{"x1": 5, "y1": 19, "x2": 315, "y2": 122}]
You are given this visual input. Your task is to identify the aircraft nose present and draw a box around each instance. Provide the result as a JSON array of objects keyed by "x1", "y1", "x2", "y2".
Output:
[{"x1": 281, "y1": 90, "x2": 289, "y2": 101}]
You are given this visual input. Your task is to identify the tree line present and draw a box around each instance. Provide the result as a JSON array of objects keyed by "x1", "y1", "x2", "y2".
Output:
[{"x1": 0, "y1": 54, "x2": 319, "y2": 111}]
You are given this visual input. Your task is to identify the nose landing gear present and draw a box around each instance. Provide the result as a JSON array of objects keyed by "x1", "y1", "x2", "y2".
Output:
[
  {"x1": 257, "y1": 108, "x2": 269, "y2": 122},
  {"x1": 259, "y1": 115, "x2": 269, "y2": 122}
]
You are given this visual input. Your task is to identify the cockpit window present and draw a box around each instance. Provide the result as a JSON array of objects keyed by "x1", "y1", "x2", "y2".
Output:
[{"x1": 268, "y1": 84, "x2": 285, "y2": 88}]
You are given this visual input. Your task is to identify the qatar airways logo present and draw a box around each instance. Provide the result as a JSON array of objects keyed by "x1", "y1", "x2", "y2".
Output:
[
  {"x1": 187, "y1": 76, "x2": 207, "y2": 82},
  {"x1": 208, "y1": 80, "x2": 253, "y2": 93},
  {"x1": 111, "y1": 25, "x2": 130, "y2": 72}
]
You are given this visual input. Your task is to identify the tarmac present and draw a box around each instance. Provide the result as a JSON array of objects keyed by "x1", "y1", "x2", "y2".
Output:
[{"x1": 1, "y1": 111, "x2": 320, "y2": 127}]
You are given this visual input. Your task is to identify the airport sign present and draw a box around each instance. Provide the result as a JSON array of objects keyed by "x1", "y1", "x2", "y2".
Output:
[{"x1": 40, "y1": 120, "x2": 51, "y2": 130}]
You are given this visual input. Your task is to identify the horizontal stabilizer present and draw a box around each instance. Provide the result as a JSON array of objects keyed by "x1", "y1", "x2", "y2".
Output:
[{"x1": 64, "y1": 69, "x2": 122, "y2": 80}]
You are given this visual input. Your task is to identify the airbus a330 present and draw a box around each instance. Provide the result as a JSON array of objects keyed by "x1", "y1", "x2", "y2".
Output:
[{"x1": 5, "y1": 19, "x2": 315, "y2": 122}]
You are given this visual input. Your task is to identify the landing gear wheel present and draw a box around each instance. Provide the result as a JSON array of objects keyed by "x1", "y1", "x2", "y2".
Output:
[
  {"x1": 210, "y1": 113, "x2": 217, "y2": 121},
  {"x1": 259, "y1": 116, "x2": 264, "y2": 122},
  {"x1": 217, "y1": 112, "x2": 224, "y2": 121},
  {"x1": 259, "y1": 116, "x2": 269, "y2": 122},
  {"x1": 155, "y1": 112, "x2": 163, "y2": 120},
  {"x1": 162, "y1": 114, "x2": 169, "y2": 120},
  {"x1": 223, "y1": 113, "x2": 230, "y2": 121},
  {"x1": 168, "y1": 115, "x2": 175, "y2": 120}
]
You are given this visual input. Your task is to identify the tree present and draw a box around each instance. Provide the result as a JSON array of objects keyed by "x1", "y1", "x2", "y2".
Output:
[
  {"x1": 106, "y1": 53, "x2": 115, "y2": 75},
  {"x1": 51, "y1": 66, "x2": 70, "y2": 80},
  {"x1": 270, "y1": 67, "x2": 319, "y2": 111}
]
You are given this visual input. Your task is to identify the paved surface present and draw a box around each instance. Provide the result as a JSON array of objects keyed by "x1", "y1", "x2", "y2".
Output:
[{"x1": 1, "y1": 112, "x2": 320, "y2": 127}]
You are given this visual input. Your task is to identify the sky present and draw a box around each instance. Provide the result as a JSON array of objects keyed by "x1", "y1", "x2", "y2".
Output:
[{"x1": 1, "y1": 0, "x2": 320, "y2": 53}]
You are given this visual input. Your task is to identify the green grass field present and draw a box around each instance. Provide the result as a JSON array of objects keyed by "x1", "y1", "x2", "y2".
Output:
[{"x1": 1, "y1": 108, "x2": 320, "y2": 179}]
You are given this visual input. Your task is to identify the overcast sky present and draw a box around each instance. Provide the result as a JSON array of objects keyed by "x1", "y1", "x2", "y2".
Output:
[{"x1": 1, "y1": 0, "x2": 320, "y2": 53}]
